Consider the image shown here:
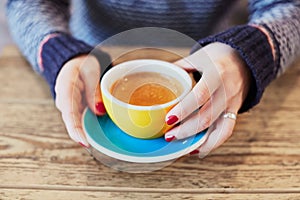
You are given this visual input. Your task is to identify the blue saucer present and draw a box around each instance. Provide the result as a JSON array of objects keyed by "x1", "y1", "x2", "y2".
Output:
[{"x1": 83, "y1": 108, "x2": 208, "y2": 163}]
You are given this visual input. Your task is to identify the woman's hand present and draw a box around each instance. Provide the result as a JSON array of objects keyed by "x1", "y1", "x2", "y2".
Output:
[
  {"x1": 55, "y1": 55, "x2": 106, "y2": 147},
  {"x1": 164, "y1": 42, "x2": 252, "y2": 158}
]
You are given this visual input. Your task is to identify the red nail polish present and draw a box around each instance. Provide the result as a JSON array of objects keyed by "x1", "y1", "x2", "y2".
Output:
[
  {"x1": 189, "y1": 149, "x2": 199, "y2": 155},
  {"x1": 96, "y1": 102, "x2": 106, "y2": 114},
  {"x1": 165, "y1": 135, "x2": 175, "y2": 142},
  {"x1": 79, "y1": 142, "x2": 88, "y2": 148},
  {"x1": 166, "y1": 115, "x2": 178, "y2": 125}
]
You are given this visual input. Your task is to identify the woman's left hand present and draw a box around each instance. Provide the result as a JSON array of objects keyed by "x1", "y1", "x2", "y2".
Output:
[{"x1": 164, "y1": 42, "x2": 252, "y2": 158}]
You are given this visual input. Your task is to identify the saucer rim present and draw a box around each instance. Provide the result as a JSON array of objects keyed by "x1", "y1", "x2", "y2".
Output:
[{"x1": 83, "y1": 108, "x2": 208, "y2": 163}]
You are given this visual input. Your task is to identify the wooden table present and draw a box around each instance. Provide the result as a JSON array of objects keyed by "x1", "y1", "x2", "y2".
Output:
[{"x1": 0, "y1": 45, "x2": 300, "y2": 200}]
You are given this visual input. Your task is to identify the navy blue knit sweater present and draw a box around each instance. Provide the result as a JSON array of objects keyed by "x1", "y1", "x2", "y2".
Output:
[{"x1": 6, "y1": 0, "x2": 300, "y2": 112}]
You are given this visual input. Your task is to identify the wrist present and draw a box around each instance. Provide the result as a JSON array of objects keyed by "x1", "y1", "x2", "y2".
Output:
[{"x1": 39, "y1": 33, "x2": 94, "y2": 98}]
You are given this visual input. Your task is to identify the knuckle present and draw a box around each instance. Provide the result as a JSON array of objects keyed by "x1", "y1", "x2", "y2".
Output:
[
  {"x1": 218, "y1": 63, "x2": 227, "y2": 75},
  {"x1": 54, "y1": 82, "x2": 62, "y2": 95},
  {"x1": 82, "y1": 67, "x2": 94, "y2": 76},
  {"x1": 198, "y1": 115, "x2": 211, "y2": 130},
  {"x1": 202, "y1": 116, "x2": 211, "y2": 127},
  {"x1": 82, "y1": 64, "x2": 99, "y2": 76},
  {"x1": 55, "y1": 99, "x2": 62, "y2": 110},
  {"x1": 197, "y1": 88, "x2": 209, "y2": 99},
  {"x1": 179, "y1": 106, "x2": 190, "y2": 119},
  {"x1": 70, "y1": 77, "x2": 81, "y2": 88},
  {"x1": 72, "y1": 86, "x2": 83, "y2": 101},
  {"x1": 68, "y1": 132, "x2": 78, "y2": 142},
  {"x1": 226, "y1": 93, "x2": 244, "y2": 109},
  {"x1": 193, "y1": 88, "x2": 209, "y2": 106}
]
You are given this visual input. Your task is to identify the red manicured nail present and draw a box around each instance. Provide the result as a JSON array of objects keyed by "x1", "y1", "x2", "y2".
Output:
[
  {"x1": 165, "y1": 135, "x2": 175, "y2": 142},
  {"x1": 79, "y1": 142, "x2": 88, "y2": 148},
  {"x1": 189, "y1": 149, "x2": 199, "y2": 155},
  {"x1": 166, "y1": 115, "x2": 178, "y2": 125},
  {"x1": 95, "y1": 102, "x2": 106, "y2": 114}
]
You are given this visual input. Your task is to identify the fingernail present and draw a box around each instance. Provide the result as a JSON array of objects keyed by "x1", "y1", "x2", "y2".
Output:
[
  {"x1": 166, "y1": 115, "x2": 178, "y2": 125},
  {"x1": 165, "y1": 135, "x2": 175, "y2": 142},
  {"x1": 79, "y1": 142, "x2": 88, "y2": 148},
  {"x1": 96, "y1": 102, "x2": 106, "y2": 114},
  {"x1": 189, "y1": 149, "x2": 199, "y2": 155}
]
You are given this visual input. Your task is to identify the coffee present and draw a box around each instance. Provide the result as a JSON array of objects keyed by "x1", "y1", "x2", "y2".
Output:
[{"x1": 110, "y1": 72, "x2": 183, "y2": 106}]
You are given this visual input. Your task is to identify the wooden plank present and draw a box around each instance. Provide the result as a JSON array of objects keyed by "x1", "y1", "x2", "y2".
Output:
[
  {"x1": 1, "y1": 155, "x2": 299, "y2": 189},
  {"x1": 0, "y1": 47, "x2": 52, "y2": 100},
  {"x1": 0, "y1": 103, "x2": 300, "y2": 189},
  {"x1": 0, "y1": 45, "x2": 23, "y2": 58},
  {"x1": 0, "y1": 188, "x2": 300, "y2": 200}
]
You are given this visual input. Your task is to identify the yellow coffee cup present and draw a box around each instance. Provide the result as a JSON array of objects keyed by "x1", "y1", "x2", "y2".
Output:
[{"x1": 101, "y1": 59, "x2": 192, "y2": 139}]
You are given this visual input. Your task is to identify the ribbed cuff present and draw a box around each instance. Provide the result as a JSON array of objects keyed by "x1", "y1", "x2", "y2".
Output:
[
  {"x1": 196, "y1": 25, "x2": 276, "y2": 113},
  {"x1": 40, "y1": 34, "x2": 111, "y2": 98}
]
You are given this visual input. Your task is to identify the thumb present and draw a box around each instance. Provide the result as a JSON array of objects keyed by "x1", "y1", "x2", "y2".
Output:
[
  {"x1": 173, "y1": 54, "x2": 203, "y2": 83},
  {"x1": 173, "y1": 48, "x2": 212, "y2": 72},
  {"x1": 173, "y1": 56, "x2": 196, "y2": 72},
  {"x1": 80, "y1": 55, "x2": 106, "y2": 115}
]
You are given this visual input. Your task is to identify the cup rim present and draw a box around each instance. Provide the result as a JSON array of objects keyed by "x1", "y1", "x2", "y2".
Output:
[{"x1": 101, "y1": 59, "x2": 192, "y2": 111}]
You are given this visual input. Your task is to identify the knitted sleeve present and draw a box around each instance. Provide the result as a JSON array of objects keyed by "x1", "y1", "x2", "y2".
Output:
[
  {"x1": 6, "y1": 0, "x2": 72, "y2": 73},
  {"x1": 248, "y1": 0, "x2": 300, "y2": 76},
  {"x1": 197, "y1": 0, "x2": 300, "y2": 112},
  {"x1": 6, "y1": 0, "x2": 108, "y2": 97}
]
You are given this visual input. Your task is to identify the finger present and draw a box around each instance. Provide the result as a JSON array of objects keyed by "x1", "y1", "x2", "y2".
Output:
[
  {"x1": 173, "y1": 57, "x2": 197, "y2": 72},
  {"x1": 198, "y1": 112, "x2": 237, "y2": 158},
  {"x1": 58, "y1": 83, "x2": 88, "y2": 146},
  {"x1": 55, "y1": 64, "x2": 83, "y2": 112},
  {"x1": 173, "y1": 48, "x2": 217, "y2": 73},
  {"x1": 79, "y1": 55, "x2": 105, "y2": 115},
  {"x1": 60, "y1": 78, "x2": 87, "y2": 146},
  {"x1": 61, "y1": 105, "x2": 89, "y2": 147},
  {"x1": 165, "y1": 73, "x2": 220, "y2": 126},
  {"x1": 55, "y1": 62, "x2": 88, "y2": 146},
  {"x1": 56, "y1": 80, "x2": 84, "y2": 113},
  {"x1": 165, "y1": 87, "x2": 226, "y2": 140}
]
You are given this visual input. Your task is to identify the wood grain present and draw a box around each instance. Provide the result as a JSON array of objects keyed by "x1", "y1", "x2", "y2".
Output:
[
  {"x1": 0, "y1": 46, "x2": 51, "y2": 100},
  {"x1": 0, "y1": 46, "x2": 300, "y2": 199},
  {"x1": 0, "y1": 98, "x2": 300, "y2": 189},
  {"x1": 1, "y1": 189, "x2": 300, "y2": 200}
]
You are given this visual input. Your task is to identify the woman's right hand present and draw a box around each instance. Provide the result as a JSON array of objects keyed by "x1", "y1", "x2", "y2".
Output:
[
  {"x1": 165, "y1": 42, "x2": 251, "y2": 157},
  {"x1": 55, "y1": 55, "x2": 106, "y2": 147}
]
